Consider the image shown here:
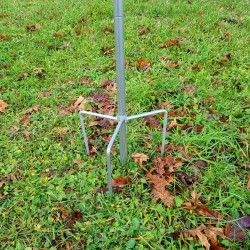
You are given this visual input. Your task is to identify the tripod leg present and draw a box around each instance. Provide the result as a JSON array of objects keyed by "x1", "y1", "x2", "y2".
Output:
[{"x1": 107, "y1": 121, "x2": 123, "y2": 197}]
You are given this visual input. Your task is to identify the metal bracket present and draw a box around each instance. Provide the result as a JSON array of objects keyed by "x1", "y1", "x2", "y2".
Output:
[{"x1": 79, "y1": 109, "x2": 168, "y2": 197}]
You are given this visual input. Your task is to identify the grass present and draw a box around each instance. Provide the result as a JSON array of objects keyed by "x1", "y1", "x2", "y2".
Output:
[{"x1": 0, "y1": 0, "x2": 249, "y2": 249}]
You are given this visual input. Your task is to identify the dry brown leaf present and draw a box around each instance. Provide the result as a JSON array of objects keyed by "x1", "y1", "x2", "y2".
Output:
[
  {"x1": 9, "y1": 126, "x2": 20, "y2": 131},
  {"x1": 147, "y1": 174, "x2": 175, "y2": 206},
  {"x1": 53, "y1": 32, "x2": 65, "y2": 39},
  {"x1": 221, "y1": 53, "x2": 232, "y2": 62},
  {"x1": 196, "y1": 231, "x2": 210, "y2": 250},
  {"x1": 58, "y1": 203, "x2": 69, "y2": 220},
  {"x1": 112, "y1": 176, "x2": 131, "y2": 188},
  {"x1": 144, "y1": 116, "x2": 160, "y2": 129},
  {"x1": 167, "y1": 118, "x2": 182, "y2": 130},
  {"x1": 38, "y1": 91, "x2": 51, "y2": 98},
  {"x1": 183, "y1": 85, "x2": 196, "y2": 97},
  {"x1": 0, "y1": 99, "x2": 8, "y2": 113},
  {"x1": 22, "y1": 131, "x2": 31, "y2": 140},
  {"x1": 79, "y1": 77, "x2": 93, "y2": 86},
  {"x1": 0, "y1": 32, "x2": 9, "y2": 40},
  {"x1": 225, "y1": 32, "x2": 231, "y2": 39},
  {"x1": 167, "y1": 60, "x2": 179, "y2": 68},
  {"x1": 132, "y1": 153, "x2": 149, "y2": 170},
  {"x1": 20, "y1": 116, "x2": 31, "y2": 126},
  {"x1": 24, "y1": 105, "x2": 39, "y2": 115},
  {"x1": 18, "y1": 72, "x2": 29, "y2": 81},
  {"x1": 136, "y1": 58, "x2": 151, "y2": 72},
  {"x1": 60, "y1": 41, "x2": 71, "y2": 49},
  {"x1": 167, "y1": 39, "x2": 179, "y2": 47},
  {"x1": 74, "y1": 159, "x2": 83, "y2": 165},
  {"x1": 225, "y1": 216, "x2": 250, "y2": 241},
  {"x1": 247, "y1": 172, "x2": 250, "y2": 189},
  {"x1": 33, "y1": 68, "x2": 45, "y2": 78},
  {"x1": 26, "y1": 23, "x2": 41, "y2": 31},
  {"x1": 0, "y1": 195, "x2": 6, "y2": 201}
]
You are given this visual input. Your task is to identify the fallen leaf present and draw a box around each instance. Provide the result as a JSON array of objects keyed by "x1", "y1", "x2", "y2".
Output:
[
  {"x1": 79, "y1": 77, "x2": 93, "y2": 86},
  {"x1": 65, "y1": 242, "x2": 73, "y2": 250},
  {"x1": 225, "y1": 32, "x2": 231, "y2": 39},
  {"x1": 225, "y1": 216, "x2": 250, "y2": 241},
  {"x1": 136, "y1": 58, "x2": 151, "y2": 72},
  {"x1": 184, "y1": 224, "x2": 210, "y2": 250},
  {"x1": 167, "y1": 60, "x2": 179, "y2": 68},
  {"x1": 0, "y1": 195, "x2": 7, "y2": 201},
  {"x1": 38, "y1": 91, "x2": 51, "y2": 98},
  {"x1": 167, "y1": 118, "x2": 182, "y2": 130},
  {"x1": 58, "y1": 203, "x2": 69, "y2": 220},
  {"x1": 51, "y1": 127, "x2": 69, "y2": 140},
  {"x1": 183, "y1": 85, "x2": 196, "y2": 97},
  {"x1": 100, "y1": 46, "x2": 115, "y2": 56},
  {"x1": 20, "y1": 116, "x2": 30, "y2": 126},
  {"x1": 26, "y1": 24, "x2": 41, "y2": 31},
  {"x1": 53, "y1": 32, "x2": 65, "y2": 39},
  {"x1": 70, "y1": 210, "x2": 83, "y2": 220},
  {"x1": 24, "y1": 105, "x2": 39, "y2": 115},
  {"x1": 33, "y1": 68, "x2": 45, "y2": 78},
  {"x1": 18, "y1": 72, "x2": 29, "y2": 81},
  {"x1": 22, "y1": 131, "x2": 31, "y2": 140},
  {"x1": 9, "y1": 126, "x2": 20, "y2": 131},
  {"x1": 147, "y1": 173, "x2": 175, "y2": 206},
  {"x1": 157, "y1": 101, "x2": 173, "y2": 110},
  {"x1": 60, "y1": 41, "x2": 71, "y2": 49},
  {"x1": 0, "y1": 32, "x2": 9, "y2": 40},
  {"x1": 247, "y1": 172, "x2": 250, "y2": 189},
  {"x1": 168, "y1": 107, "x2": 187, "y2": 118},
  {"x1": 167, "y1": 39, "x2": 179, "y2": 47},
  {"x1": 195, "y1": 160, "x2": 207, "y2": 168},
  {"x1": 103, "y1": 26, "x2": 113, "y2": 34},
  {"x1": 191, "y1": 65, "x2": 202, "y2": 71},
  {"x1": 112, "y1": 176, "x2": 131, "y2": 188},
  {"x1": 144, "y1": 115, "x2": 160, "y2": 129},
  {"x1": 221, "y1": 53, "x2": 232, "y2": 62},
  {"x1": 69, "y1": 95, "x2": 88, "y2": 112},
  {"x1": 158, "y1": 43, "x2": 167, "y2": 48},
  {"x1": 0, "y1": 99, "x2": 8, "y2": 113},
  {"x1": 74, "y1": 159, "x2": 83, "y2": 165},
  {"x1": 132, "y1": 153, "x2": 149, "y2": 170}
]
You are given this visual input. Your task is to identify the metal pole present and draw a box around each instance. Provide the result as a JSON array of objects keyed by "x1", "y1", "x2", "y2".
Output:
[{"x1": 114, "y1": 0, "x2": 127, "y2": 164}]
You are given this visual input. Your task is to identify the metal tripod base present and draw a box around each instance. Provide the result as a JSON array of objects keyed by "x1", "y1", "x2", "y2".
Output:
[{"x1": 79, "y1": 109, "x2": 168, "y2": 197}]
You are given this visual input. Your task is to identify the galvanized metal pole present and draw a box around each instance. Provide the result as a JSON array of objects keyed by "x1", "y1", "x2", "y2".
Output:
[{"x1": 114, "y1": 0, "x2": 127, "y2": 164}]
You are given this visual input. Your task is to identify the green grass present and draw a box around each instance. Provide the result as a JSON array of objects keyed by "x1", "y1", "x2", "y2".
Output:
[{"x1": 0, "y1": 0, "x2": 250, "y2": 249}]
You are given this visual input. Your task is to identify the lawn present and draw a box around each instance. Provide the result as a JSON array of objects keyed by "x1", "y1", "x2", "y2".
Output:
[{"x1": 0, "y1": 0, "x2": 249, "y2": 249}]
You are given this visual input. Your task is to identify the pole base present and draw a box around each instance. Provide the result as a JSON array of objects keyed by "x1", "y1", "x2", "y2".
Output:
[{"x1": 79, "y1": 109, "x2": 168, "y2": 197}]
